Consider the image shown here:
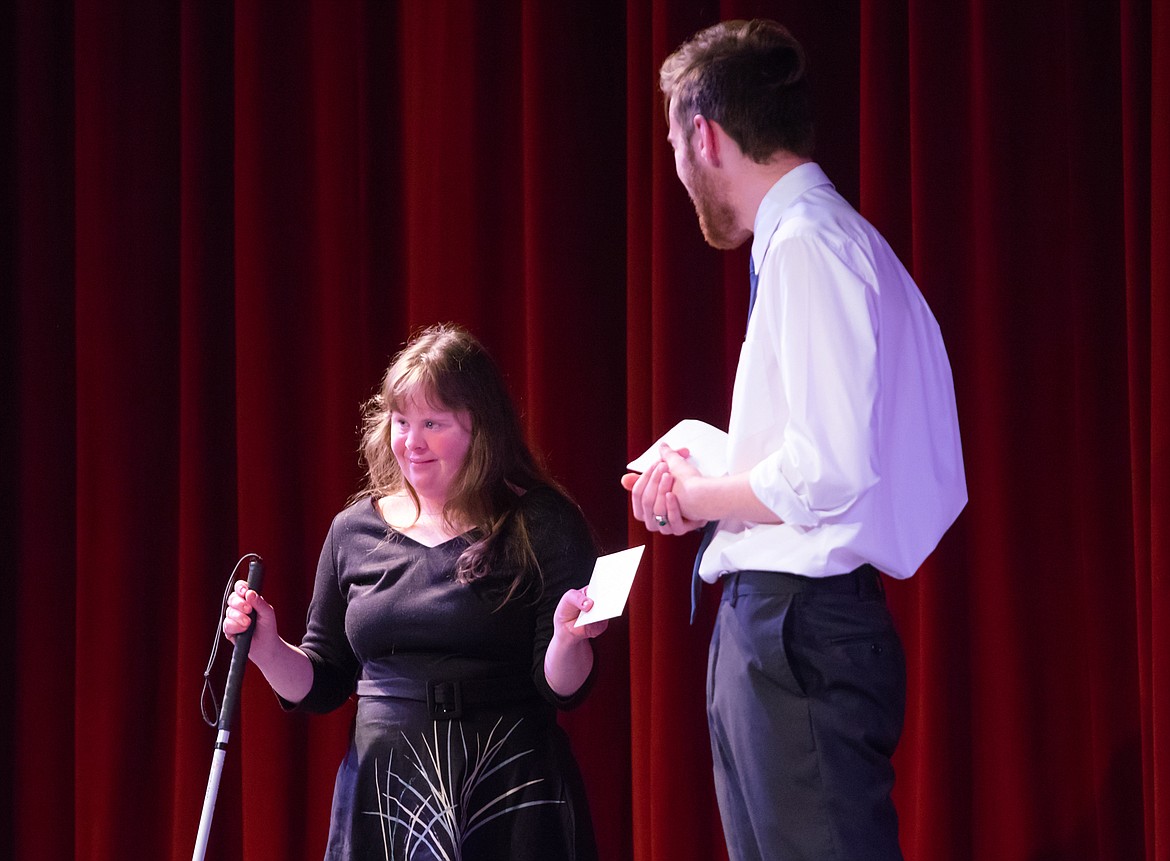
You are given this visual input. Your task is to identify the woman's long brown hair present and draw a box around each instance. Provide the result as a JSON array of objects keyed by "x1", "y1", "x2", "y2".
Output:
[{"x1": 358, "y1": 323, "x2": 561, "y2": 605}]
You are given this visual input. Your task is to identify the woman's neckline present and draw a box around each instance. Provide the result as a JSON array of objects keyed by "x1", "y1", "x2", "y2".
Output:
[{"x1": 373, "y1": 493, "x2": 470, "y2": 549}]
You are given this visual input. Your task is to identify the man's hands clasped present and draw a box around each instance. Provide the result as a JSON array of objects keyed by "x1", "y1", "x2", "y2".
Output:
[{"x1": 621, "y1": 444, "x2": 707, "y2": 535}]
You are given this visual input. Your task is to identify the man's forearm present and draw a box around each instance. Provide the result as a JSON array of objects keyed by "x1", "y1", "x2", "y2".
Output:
[{"x1": 682, "y1": 472, "x2": 782, "y2": 524}]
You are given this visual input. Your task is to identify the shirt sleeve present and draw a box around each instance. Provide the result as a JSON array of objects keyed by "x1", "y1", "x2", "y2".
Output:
[
  {"x1": 281, "y1": 517, "x2": 361, "y2": 713},
  {"x1": 749, "y1": 233, "x2": 882, "y2": 526},
  {"x1": 523, "y1": 487, "x2": 599, "y2": 710}
]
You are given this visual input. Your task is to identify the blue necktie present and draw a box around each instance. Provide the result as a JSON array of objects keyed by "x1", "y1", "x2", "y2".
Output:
[
  {"x1": 690, "y1": 522, "x2": 716, "y2": 624},
  {"x1": 691, "y1": 256, "x2": 759, "y2": 623},
  {"x1": 747, "y1": 254, "x2": 759, "y2": 319}
]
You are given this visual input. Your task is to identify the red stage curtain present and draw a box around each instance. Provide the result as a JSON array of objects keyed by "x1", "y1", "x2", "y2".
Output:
[{"x1": 3, "y1": 1, "x2": 1166, "y2": 859}]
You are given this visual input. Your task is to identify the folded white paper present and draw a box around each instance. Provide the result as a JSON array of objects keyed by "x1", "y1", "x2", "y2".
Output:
[
  {"x1": 626, "y1": 419, "x2": 729, "y2": 477},
  {"x1": 574, "y1": 545, "x2": 645, "y2": 627}
]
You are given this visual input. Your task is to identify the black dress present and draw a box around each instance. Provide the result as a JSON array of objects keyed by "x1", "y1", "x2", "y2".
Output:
[{"x1": 292, "y1": 486, "x2": 599, "y2": 861}]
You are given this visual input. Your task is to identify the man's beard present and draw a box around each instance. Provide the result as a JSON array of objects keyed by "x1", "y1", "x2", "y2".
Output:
[{"x1": 682, "y1": 154, "x2": 749, "y2": 250}]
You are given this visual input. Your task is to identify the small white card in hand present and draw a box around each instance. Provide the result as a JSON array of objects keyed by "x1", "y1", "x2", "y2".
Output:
[
  {"x1": 626, "y1": 419, "x2": 729, "y2": 477},
  {"x1": 574, "y1": 545, "x2": 645, "y2": 627}
]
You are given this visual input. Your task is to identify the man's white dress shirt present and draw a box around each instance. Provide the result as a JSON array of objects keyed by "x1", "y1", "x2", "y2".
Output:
[{"x1": 698, "y1": 162, "x2": 967, "y2": 582}]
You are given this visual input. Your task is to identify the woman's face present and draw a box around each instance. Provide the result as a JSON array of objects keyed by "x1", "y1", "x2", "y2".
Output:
[{"x1": 389, "y1": 394, "x2": 473, "y2": 506}]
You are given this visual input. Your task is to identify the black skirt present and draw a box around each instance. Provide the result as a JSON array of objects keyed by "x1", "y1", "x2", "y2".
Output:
[{"x1": 323, "y1": 695, "x2": 598, "y2": 861}]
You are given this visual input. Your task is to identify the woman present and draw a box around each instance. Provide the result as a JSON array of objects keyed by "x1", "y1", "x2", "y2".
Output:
[{"x1": 224, "y1": 324, "x2": 606, "y2": 860}]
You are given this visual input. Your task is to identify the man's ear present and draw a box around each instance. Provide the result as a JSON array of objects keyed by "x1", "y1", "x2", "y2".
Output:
[{"x1": 692, "y1": 115, "x2": 722, "y2": 168}]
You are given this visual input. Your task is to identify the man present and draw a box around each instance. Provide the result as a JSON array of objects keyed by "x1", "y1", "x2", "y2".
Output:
[{"x1": 622, "y1": 19, "x2": 967, "y2": 861}]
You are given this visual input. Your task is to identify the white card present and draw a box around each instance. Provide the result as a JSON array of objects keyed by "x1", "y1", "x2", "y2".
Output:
[
  {"x1": 574, "y1": 545, "x2": 646, "y2": 627},
  {"x1": 626, "y1": 419, "x2": 729, "y2": 477}
]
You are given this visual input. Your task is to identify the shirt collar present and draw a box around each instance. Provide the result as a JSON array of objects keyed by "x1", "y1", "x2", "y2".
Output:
[{"x1": 749, "y1": 161, "x2": 834, "y2": 273}]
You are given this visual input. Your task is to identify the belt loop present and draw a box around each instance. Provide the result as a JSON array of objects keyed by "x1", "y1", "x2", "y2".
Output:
[{"x1": 729, "y1": 573, "x2": 740, "y2": 607}]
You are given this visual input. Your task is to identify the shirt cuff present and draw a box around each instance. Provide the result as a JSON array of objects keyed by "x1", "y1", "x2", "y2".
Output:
[{"x1": 749, "y1": 456, "x2": 818, "y2": 527}]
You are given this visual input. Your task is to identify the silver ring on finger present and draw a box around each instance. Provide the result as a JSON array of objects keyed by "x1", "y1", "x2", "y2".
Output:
[{"x1": 655, "y1": 514, "x2": 668, "y2": 527}]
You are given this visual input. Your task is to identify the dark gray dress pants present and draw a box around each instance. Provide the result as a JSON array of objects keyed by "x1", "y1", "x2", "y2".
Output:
[{"x1": 707, "y1": 566, "x2": 906, "y2": 861}]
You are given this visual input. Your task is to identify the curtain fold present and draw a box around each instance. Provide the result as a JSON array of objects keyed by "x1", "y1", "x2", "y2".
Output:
[
  {"x1": 1137, "y1": 3, "x2": 1169, "y2": 859},
  {"x1": 7, "y1": 3, "x2": 77, "y2": 858},
  {"x1": 3, "y1": 1, "x2": 1166, "y2": 859}
]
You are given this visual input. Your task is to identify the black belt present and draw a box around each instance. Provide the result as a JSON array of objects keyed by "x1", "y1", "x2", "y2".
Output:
[
  {"x1": 722, "y1": 563, "x2": 883, "y2": 603},
  {"x1": 355, "y1": 675, "x2": 537, "y2": 720}
]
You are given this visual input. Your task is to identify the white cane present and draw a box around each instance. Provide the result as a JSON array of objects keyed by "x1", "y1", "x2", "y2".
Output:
[{"x1": 193, "y1": 556, "x2": 265, "y2": 861}]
